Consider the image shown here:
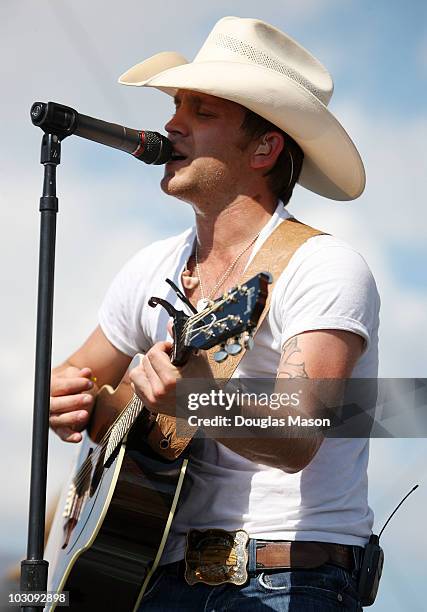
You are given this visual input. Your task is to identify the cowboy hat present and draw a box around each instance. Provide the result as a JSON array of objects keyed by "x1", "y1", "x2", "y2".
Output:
[{"x1": 118, "y1": 16, "x2": 365, "y2": 201}]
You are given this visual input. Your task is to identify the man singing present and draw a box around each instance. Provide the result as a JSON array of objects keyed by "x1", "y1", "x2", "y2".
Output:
[{"x1": 50, "y1": 17, "x2": 379, "y2": 610}]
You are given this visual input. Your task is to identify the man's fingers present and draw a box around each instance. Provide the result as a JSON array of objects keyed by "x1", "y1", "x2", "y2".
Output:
[
  {"x1": 129, "y1": 364, "x2": 156, "y2": 405},
  {"x1": 49, "y1": 366, "x2": 96, "y2": 443},
  {"x1": 167, "y1": 319, "x2": 174, "y2": 338},
  {"x1": 51, "y1": 376, "x2": 94, "y2": 397},
  {"x1": 79, "y1": 367, "x2": 93, "y2": 378},
  {"x1": 50, "y1": 393, "x2": 94, "y2": 414},
  {"x1": 55, "y1": 427, "x2": 83, "y2": 443},
  {"x1": 151, "y1": 341, "x2": 173, "y2": 356},
  {"x1": 50, "y1": 409, "x2": 90, "y2": 431},
  {"x1": 146, "y1": 342, "x2": 174, "y2": 375},
  {"x1": 141, "y1": 355, "x2": 166, "y2": 396}
]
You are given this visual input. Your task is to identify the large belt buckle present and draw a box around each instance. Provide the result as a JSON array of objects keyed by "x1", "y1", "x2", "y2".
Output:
[{"x1": 185, "y1": 528, "x2": 249, "y2": 586}]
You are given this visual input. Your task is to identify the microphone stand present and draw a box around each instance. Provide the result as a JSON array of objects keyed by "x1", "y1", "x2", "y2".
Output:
[
  {"x1": 20, "y1": 130, "x2": 63, "y2": 612},
  {"x1": 20, "y1": 101, "x2": 171, "y2": 610}
]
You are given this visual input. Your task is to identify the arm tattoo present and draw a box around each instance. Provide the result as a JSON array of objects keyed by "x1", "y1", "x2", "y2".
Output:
[{"x1": 277, "y1": 336, "x2": 309, "y2": 379}]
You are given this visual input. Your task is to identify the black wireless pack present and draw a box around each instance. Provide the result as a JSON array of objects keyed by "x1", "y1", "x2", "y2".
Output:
[
  {"x1": 357, "y1": 485, "x2": 418, "y2": 606},
  {"x1": 358, "y1": 534, "x2": 384, "y2": 606}
]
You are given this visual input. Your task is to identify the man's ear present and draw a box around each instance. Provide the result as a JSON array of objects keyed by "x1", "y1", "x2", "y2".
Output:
[{"x1": 251, "y1": 132, "x2": 285, "y2": 170}]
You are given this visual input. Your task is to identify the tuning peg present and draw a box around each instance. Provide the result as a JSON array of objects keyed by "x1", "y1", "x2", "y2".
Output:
[
  {"x1": 214, "y1": 344, "x2": 228, "y2": 363},
  {"x1": 243, "y1": 332, "x2": 254, "y2": 350},
  {"x1": 225, "y1": 338, "x2": 242, "y2": 355},
  {"x1": 226, "y1": 291, "x2": 238, "y2": 303}
]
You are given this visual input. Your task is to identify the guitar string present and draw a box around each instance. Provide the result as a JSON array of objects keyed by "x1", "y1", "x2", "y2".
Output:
[
  {"x1": 72, "y1": 399, "x2": 145, "y2": 492},
  {"x1": 70, "y1": 286, "x2": 251, "y2": 490},
  {"x1": 71, "y1": 393, "x2": 141, "y2": 491}
]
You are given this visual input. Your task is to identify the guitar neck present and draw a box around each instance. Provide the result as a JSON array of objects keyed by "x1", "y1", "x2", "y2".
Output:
[{"x1": 104, "y1": 393, "x2": 146, "y2": 464}]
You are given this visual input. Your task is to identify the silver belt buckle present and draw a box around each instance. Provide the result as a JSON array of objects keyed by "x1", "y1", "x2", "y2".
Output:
[{"x1": 184, "y1": 528, "x2": 249, "y2": 586}]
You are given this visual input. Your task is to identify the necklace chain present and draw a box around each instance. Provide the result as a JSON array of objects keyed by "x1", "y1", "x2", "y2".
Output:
[{"x1": 195, "y1": 232, "x2": 260, "y2": 302}]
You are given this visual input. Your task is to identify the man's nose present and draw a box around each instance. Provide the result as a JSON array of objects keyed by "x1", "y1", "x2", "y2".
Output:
[{"x1": 164, "y1": 108, "x2": 189, "y2": 136}]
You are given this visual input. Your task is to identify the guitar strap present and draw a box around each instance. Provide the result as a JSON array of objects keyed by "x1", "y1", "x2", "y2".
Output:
[{"x1": 147, "y1": 217, "x2": 326, "y2": 459}]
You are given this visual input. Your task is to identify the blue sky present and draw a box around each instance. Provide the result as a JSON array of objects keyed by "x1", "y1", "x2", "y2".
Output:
[
  {"x1": 298, "y1": 0, "x2": 427, "y2": 116},
  {"x1": 0, "y1": 1, "x2": 426, "y2": 610}
]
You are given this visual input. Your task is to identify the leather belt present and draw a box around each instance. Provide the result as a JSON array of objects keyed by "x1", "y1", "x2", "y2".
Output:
[
  {"x1": 255, "y1": 540, "x2": 358, "y2": 572},
  {"x1": 182, "y1": 528, "x2": 362, "y2": 587}
]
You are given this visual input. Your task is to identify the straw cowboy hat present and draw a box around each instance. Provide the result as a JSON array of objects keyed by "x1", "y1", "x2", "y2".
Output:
[{"x1": 119, "y1": 16, "x2": 365, "y2": 201}]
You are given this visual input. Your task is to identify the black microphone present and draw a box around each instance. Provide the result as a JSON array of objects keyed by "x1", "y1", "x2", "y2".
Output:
[{"x1": 30, "y1": 101, "x2": 172, "y2": 165}]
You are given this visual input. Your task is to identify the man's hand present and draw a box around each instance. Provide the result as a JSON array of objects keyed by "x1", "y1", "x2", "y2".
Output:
[
  {"x1": 129, "y1": 340, "x2": 214, "y2": 417},
  {"x1": 50, "y1": 366, "x2": 98, "y2": 443},
  {"x1": 129, "y1": 342, "x2": 178, "y2": 417}
]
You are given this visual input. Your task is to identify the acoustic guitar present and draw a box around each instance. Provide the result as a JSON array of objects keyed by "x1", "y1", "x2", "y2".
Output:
[{"x1": 44, "y1": 273, "x2": 270, "y2": 611}]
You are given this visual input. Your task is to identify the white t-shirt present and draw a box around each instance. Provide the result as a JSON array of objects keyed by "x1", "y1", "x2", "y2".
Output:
[{"x1": 99, "y1": 202, "x2": 380, "y2": 563}]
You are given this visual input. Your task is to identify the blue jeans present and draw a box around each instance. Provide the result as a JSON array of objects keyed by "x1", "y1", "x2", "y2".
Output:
[{"x1": 138, "y1": 561, "x2": 363, "y2": 611}]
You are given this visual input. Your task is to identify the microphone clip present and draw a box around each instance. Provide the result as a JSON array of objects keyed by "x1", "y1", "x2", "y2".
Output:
[{"x1": 31, "y1": 101, "x2": 78, "y2": 141}]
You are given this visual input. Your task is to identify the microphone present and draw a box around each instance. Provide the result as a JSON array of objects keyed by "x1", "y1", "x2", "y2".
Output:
[{"x1": 30, "y1": 101, "x2": 172, "y2": 165}]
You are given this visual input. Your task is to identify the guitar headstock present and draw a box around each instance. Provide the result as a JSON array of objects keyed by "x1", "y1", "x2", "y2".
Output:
[{"x1": 183, "y1": 272, "x2": 271, "y2": 362}]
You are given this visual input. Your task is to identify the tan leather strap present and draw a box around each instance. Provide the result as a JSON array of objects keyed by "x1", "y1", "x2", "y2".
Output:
[
  {"x1": 206, "y1": 217, "x2": 325, "y2": 377},
  {"x1": 148, "y1": 217, "x2": 325, "y2": 459}
]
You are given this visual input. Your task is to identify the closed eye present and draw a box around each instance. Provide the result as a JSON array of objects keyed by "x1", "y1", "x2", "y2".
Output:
[{"x1": 196, "y1": 109, "x2": 216, "y2": 118}]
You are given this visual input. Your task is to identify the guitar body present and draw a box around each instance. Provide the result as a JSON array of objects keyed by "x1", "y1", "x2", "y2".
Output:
[{"x1": 45, "y1": 383, "x2": 188, "y2": 611}]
